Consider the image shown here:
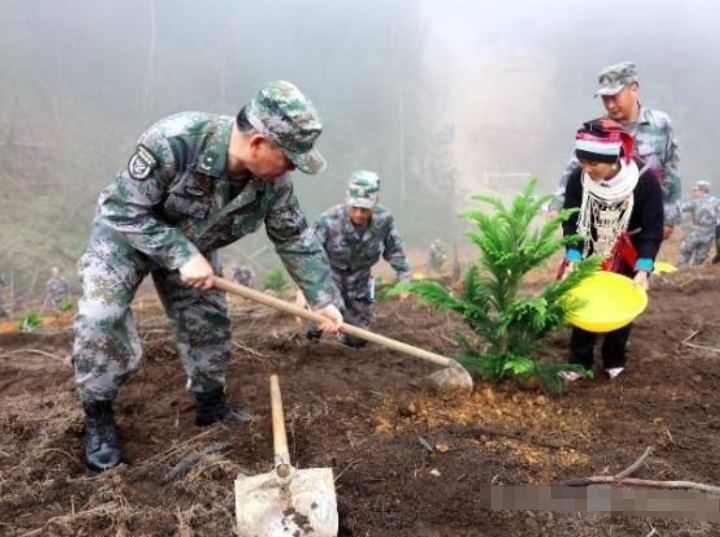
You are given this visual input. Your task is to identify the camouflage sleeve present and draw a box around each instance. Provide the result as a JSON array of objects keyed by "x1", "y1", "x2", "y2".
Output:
[
  {"x1": 547, "y1": 154, "x2": 579, "y2": 212},
  {"x1": 383, "y1": 216, "x2": 411, "y2": 283},
  {"x1": 680, "y1": 199, "x2": 695, "y2": 213},
  {"x1": 265, "y1": 180, "x2": 337, "y2": 308},
  {"x1": 313, "y1": 213, "x2": 330, "y2": 248},
  {"x1": 97, "y1": 131, "x2": 199, "y2": 270},
  {"x1": 662, "y1": 118, "x2": 682, "y2": 225}
]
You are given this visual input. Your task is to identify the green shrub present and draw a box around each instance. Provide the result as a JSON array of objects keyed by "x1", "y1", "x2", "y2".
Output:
[
  {"x1": 263, "y1": 268, "x2": 290, "y2": 294},
  {"x1": 57, "y1": 297, "x2": 74, "y2": 312},
  {"x1": 17, "y1": 311, "x2": 43, "y2": 333},
  {"x1": 394, "y1": 180, "x2": 600, "y2": 394}
]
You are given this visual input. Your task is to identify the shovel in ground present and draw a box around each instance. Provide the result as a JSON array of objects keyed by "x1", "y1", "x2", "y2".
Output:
[
  {"x1": 213, "y1": 277, "x2": 473, "y2": 395},
  {"x1": 235, "y1": 375, "x2": 338, "y2": 537}
]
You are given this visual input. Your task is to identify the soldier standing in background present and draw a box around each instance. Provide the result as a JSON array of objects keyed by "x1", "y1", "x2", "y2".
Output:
[
  {"x1": 427, "y1": 238, "x2": 447, "y2": 273},
  {"x1": 232, "y1": 264, "x2": 256, "y2": 288},
  {"x1": 42, "y1": 267, "x2": 72, "y2": 311},
  {"x1": 548, "y1": 62, "x2": 681, "y2": 239},
  {"x1": 73, "y1": 81, "x2": 343, "y2": 472},
  {"x1": 678, "y1": 181, "x2": 720, "y2": 268},
  {"x1": 297, "y1": 171, "x2": 411, "y2": 348},
  {"x1": 0, "y1": 266, "x2": 8, "y2": 319}
]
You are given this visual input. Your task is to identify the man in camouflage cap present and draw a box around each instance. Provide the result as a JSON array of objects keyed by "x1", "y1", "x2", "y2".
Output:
[
  {"x1": 297, "y1": 170, "x2": 411, "y2": 348},
  {"x1": 549, "y1": 61, "x2": 681, "y2": 239},
  {"x1": 678, "y1": 181, "x2": 720, "y2": 268},
  {"x1": 73, "y1": 80, "x2": 343, "y2": 472}
]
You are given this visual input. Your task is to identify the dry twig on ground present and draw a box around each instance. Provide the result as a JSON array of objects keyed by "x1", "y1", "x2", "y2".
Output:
[{"x1": 559, "y1": 446, "x2": 720, "y2": 494}]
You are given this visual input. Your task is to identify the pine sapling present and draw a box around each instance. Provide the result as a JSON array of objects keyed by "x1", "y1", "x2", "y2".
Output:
[{"x1": 395, "y1": 180, "x2": 600, "y2": 395}]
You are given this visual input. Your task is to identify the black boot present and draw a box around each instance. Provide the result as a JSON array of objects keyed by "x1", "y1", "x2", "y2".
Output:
[
  {"x1": 195, "y1": 388, "x2": 252, "y2": 426},
  {"x1": 340, "y1": 334, "x2": 366, "y2": 349},
  {"x1": 83, "y1": 401, "x2": 122, "y2": 473},
  {"x1": 306, "y1": 323, "x2": 324, "y2": 340}
]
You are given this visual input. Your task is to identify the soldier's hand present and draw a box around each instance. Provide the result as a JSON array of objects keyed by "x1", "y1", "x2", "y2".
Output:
[
  {"x1": 633, "y1": 270, "x2": 650, "y2": 291},
  {"x1": 663, "y1": 225, "x2": 674, "y2": 239},
  {"x1": 546, "y1": 210, "x2": 559, "y2": 220},
  {"x1": 315, "y1": 304, "x2": 343, "y2": 334},
  {"x1": 294, "y1": 289, "x2": 309, "y2": 324},
  {"x1": 180, "y1": 253, "x2": 215, "y2": 290},
  {"x1": 398, "y1": 291, "x2": 410, "y2": 303}
]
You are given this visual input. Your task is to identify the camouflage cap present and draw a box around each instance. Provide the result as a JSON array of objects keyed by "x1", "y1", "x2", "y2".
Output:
[
  {"x1": 595, "y1": 61, "x2": 639, "y2": 97},
  {"x1": 346, "y1": 170, "x2": 380, "y2": 209},
  {"x1": 695, "y1": 180, "x2": 711, "y2": 192},
  {"x1": 246, "y1": 80, "x2": 327, "y2": 174}
]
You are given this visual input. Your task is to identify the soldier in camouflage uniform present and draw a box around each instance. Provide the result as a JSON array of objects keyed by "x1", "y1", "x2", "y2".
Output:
[
  {"x1": 548, "y1": 62, "x2": 681, "y2": 238},
  {"x1": 427, "y1": 239, "x2": 447, "y2": 273},
  {"x1": 0, "y1": 266, "x2": 8, "y2": 319},
  {"x1": 73, "y1": 81, "x2": 343, "y2": 472},
  {"x1": 42, "y1": 267, "x2": 72, "y2": 311},
  {"x1": 298, "y1": 171, "x2": 411, "y2": 348},
  {"x1": 232, "y1": 264, "x2": 256, "y2": 288},
  {"x1": 678, "y1": 181, "x2": 720, "y2": 268}
]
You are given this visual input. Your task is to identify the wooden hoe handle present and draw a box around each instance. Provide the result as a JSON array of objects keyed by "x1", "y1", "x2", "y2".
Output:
[{"x1": 214, "y1": 277, "x2": 460, "y2": 370}]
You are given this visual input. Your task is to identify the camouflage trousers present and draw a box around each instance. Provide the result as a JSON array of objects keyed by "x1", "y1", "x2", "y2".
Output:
[
  {"x1": 308, "y1": 274, "x2": 374, "y2": 342},
  {"x1": 678, "y1": 226, "x2": 715, "y2": 268},
  {"x1": 73, "y1": 230, "x2": 231, "y2": 403}
]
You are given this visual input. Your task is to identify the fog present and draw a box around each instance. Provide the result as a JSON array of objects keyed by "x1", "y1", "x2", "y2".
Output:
[{"x1": 1, "y1": 0, "x2": 719, "y2": 285}]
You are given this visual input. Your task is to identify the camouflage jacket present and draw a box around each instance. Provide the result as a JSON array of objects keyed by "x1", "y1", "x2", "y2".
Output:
[
  {"x1": 45, "y1": 278, "x2": 71, "y2": 305},
  {"x1": 550, "y1": 105, "x2": 681, "y2": 224},
  {"x1": 92, "y1": 112, "x2": 336, "y2": 307},
  {"x1": 315, "y1": 204, "x2": 411, "y2": 285},
  {"x1": 682, "y1": 195, "x2": 720, "y2": 228}
]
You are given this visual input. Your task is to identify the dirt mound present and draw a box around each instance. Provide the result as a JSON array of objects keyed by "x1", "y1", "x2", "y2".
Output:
[{"x1": 2, "y1": 269, "x2": 720, "y2": 536}]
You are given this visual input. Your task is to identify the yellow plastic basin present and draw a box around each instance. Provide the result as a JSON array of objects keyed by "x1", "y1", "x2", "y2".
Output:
[
  {"x1": 653, "y1": 261, "x2": 677, "y2": 274},
  {"x1": 565, "y1": 272, "x2": 648, "y2": 333}
]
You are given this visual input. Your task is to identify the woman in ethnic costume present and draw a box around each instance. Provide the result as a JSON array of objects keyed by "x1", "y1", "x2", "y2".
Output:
[{"x1": 561, "y1": 118, "x2": 664, "y2": 381}]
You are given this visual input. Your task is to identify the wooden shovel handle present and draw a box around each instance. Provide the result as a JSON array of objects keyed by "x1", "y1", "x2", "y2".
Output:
[
  {"x1": 270, "y1": 375, "x2": 291, "y2": 476},
  {"x1": 214, "y1": 277, "x2": 459, "y2": 369}
]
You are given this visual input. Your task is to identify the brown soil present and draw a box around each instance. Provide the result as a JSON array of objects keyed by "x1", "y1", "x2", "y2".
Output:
[{"x1": 1, "y1": 266, "x2": 720, "y2": 536}]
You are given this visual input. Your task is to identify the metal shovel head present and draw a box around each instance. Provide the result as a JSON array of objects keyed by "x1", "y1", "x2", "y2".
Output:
[{"x1": 235, "y1": 467, "x2": 338, "y2": 537}]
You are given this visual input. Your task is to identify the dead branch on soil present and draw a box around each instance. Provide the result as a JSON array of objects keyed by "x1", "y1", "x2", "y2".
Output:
[
  {"x1": 681, "y1": 342, "x2": 720, "y2": 355},
  {"x1": 20, "y1": 502, "x2": 131, "y2": 537},
  {"x1": 185, "y1": 454, "x2": 240, "y2": 483},
  {"x1": 678, "y1": 328, "x2": 720, "y2": 356},
  {"x1": 163, "y1": 441, "x2": 231, "y2": 483},
  {"x1": 614, "y1": 446, "x2": 654, "y2": 479},
  {"x1": 232, "y1": 339, "x2": 268, "y2": 358},
  {"x1": 559, "y1": 477, "x2": 720, "y2": 495},
  {"x1": 140, "y1": 428, "x2": 219, "y2": 466},
  {"x1": 141, "y1": 328, "x2": 171, "y2": 342},
  {"x1": 679, "y1": 329, "x2": 700, "y2": 347},
  {"x1": 334, "y1": 459, "x2": 360, "y2": 484},
  {"x1": 559, "y1": 446, "x2": 720, "y2": 494},
  {"x1": 0, "y1": 349, "x2": 66, "y2": 363}
]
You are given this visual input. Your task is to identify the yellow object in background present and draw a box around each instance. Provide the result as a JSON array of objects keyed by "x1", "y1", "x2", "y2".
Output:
[
  {"x1": 565, "y1": 272, "x2": 648, "y2": 333},
  {"x1": 653, "y1": 261, "x2": 677, "y2": 274}
]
